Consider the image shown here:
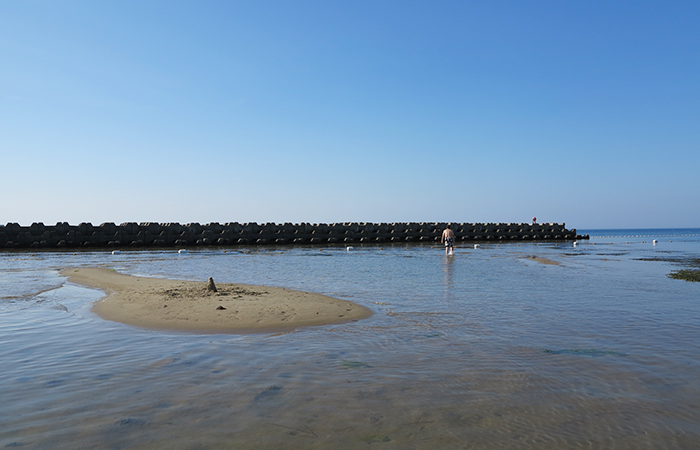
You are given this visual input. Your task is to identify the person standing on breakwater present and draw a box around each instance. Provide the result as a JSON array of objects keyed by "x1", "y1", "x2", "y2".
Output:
[{"x1": 441, "y1": 225, "x2": 455, "y2": 255}]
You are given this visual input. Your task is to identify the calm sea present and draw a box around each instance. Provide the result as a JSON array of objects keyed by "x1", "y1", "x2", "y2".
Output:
[{"x1": 1, "y1": 229, "x2": 699, "y2": 449}]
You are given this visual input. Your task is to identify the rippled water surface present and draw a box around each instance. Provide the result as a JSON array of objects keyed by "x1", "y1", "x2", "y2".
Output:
[{"x1": 1, "y1": 229, "x2": 699, "y2": 449}]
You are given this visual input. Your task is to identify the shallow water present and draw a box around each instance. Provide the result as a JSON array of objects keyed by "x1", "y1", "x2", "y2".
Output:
[{"x1": 1, "y1": 229, "x2": 699, "y2": 449}]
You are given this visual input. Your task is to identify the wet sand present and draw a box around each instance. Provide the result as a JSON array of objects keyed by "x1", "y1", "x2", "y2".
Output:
[{"x1": 60, "y1": 267, "x2": 373, "y2": 333}]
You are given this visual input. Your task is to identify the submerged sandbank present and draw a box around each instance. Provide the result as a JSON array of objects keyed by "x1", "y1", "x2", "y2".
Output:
[
  {"x1": 60, "y1": 267, "x2": 373, "y2": 333},
  {"x1": 523, "y1": 255, "x2": 560, "y2": 265}
]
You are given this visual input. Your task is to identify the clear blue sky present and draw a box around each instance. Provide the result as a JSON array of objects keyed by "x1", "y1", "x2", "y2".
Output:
[{"x1": 1, "y1": 1, "x2": 698, "y2": 229}]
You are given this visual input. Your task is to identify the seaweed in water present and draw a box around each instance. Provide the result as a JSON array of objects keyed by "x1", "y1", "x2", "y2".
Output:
[
  {"x1": 358, "y1": 434, "x2": 391, "y2": 443},
  {"x1": 253, "y1": 385, "x2": 283, "y2": 402},
  {"x1": 115, "y1": 418, "x2": 147, "y2": 427},
  {"x1": 668, "y1": 269, "x2": 700, "y2": 282},
  {"x1": 636, "y1": 257, "x2": 700, "y2": 282},
  {"x1": 544, "y1": 349, "x2": 626, "y2": 357},
  {"x1": 636, "y1": 257, "x2": 700, "y2": 267},
  {"x1": 341, "y1": 360, "x2": 372, "y2": 369}
]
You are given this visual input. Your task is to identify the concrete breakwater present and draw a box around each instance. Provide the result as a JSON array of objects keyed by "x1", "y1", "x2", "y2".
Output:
[{"x1": 0, "y1": 222, "x2": 587, "y2": 249}]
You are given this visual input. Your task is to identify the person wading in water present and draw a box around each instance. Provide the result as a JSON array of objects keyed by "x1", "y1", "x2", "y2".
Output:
[{"x1": 441, "y1": 225, "x2": 455, "y2": 255}]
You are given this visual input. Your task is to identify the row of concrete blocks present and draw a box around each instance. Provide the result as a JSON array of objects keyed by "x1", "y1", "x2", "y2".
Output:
[{"x1": 0, "y1": 222, "x2": 587, "y2": 249}]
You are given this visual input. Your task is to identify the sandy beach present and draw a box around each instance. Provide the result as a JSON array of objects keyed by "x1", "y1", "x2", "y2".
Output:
[{"x1": 60, "y1": 267, "x2": 373, "y2": 333}]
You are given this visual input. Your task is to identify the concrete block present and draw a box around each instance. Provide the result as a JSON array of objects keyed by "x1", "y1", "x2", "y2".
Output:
[
  {"x1": 140, "y1": 222, "x2": 161, "y2": 234},
  {"x1": 4, "y1": 223, "x2": 21, "y2": 236},
  {"x1": 99, "y1": 222, "x2": 117, "y2": 235},
  {"x1": 30, "y1": 222, "x2": 45, "y2": 236}
]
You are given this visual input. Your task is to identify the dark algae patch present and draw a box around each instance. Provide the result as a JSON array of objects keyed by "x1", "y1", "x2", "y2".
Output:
[
  {"x1": 115, "y1": 418, "x2": 147, "y2": 427},
  {"x1": 545, "y1": 349, "x2": 627, "y2": 357},
  {"x1": 358, "y1": 433, "x2": 391, "y2": 443},
  {"x1": 668, "y1": 269, "x2": 700, "y2": 282},
  {"x1": 636, "y1": 256, "x2": 700, "y2": 282},
  {"x1": 253, "y1": 386, "x2": 283, "y2": 402},
  {"x1": 635, "y1": 257, "x2": 700, "y2": 267},
  {"x1": 341, "y1": 360, "x2": 373, "y2": 369}
]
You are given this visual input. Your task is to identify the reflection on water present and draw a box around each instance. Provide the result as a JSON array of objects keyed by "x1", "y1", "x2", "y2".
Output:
[
  {"x1": 442, "y1": 254, "x2": 455, "y2": 293},
  {"x1": 1, "y1": 230, "x2": 699, "y2": 449}
]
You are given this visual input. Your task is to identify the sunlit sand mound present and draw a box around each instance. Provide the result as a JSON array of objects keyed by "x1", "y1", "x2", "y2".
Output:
[{"x1": 61, "y1": 267, "x2": 373, "y2": 333}]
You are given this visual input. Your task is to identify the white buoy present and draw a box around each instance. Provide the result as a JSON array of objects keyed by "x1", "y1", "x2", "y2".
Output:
[
  {"x1": 346, "y1": 246, "x2": 353, "y2": 251},
  {"x1": 653, "y1": 240, "x2": 657, "y2": 245},
  {"x1": 474, "y1": 244, "x2": 480, "y2": 249},
  {"x1": 573, "y1": 241, "x2": 577, "y2": 247},
  {"x1": 178, "y1": 249, "x2": 188, "y2": 254},
  {"x1": 111, "y1": 250, "x2": 121, "y2": 255}
]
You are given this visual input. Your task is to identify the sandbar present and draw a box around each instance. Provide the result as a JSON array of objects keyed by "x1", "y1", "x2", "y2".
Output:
[
  {"x1": 60, "y1": 267, "x2": 373, "y2": 334},
  {"x1": 522, "y1": 255, "x2": 560, "y2": 265}
]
